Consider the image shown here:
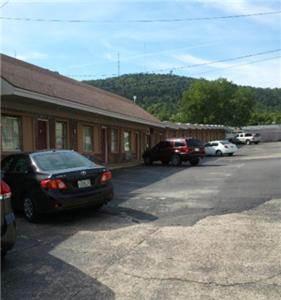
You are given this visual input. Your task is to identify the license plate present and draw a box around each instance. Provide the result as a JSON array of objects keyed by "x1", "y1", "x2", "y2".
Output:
[
  {"x1": 194, "y1": 148, "x2": 200, "y2": 151},
  {"x1": 77, "y1": 179, "x2": 91, "y2": 188}
]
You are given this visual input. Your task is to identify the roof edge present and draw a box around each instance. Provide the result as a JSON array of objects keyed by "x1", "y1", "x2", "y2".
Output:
[{"x1": 8, "y1": 84, "x2": 165, "y2": 128}]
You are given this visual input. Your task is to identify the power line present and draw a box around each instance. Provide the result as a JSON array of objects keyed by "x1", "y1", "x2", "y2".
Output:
[
  {"x1": 190, "y1": 55, "x2": 281, "y2": 77},
  {"x1": 151, "y1": 48, "x2": 281, "y2": 73},
  {"x1": 66, "y1": 48, "x2": 281, "y2": 79},
  {"x1": 0, "y1": 10, "x2": 280, "y2": 23},
  {"x1": 0, "y1": 0, "x2": 10, "y2": 9}
]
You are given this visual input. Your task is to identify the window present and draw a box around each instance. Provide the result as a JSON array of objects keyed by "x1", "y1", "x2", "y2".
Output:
[
  {"x1": 56, "y1": 121, "x2": 67, "y2": 149},
  {"x1": 186, "y1": 139, "x2": 203, "y2": 147},
  {"x1": 155, "y1": 141, "x2": 170, "y2": 149},
  {"x1": 1, "y1": 115, "x2": 21, "y2": 152},
  {"x1": 111, "y1": 129, "x2": 118, "y2": 153},
  {"x1": 175, "y1": 141, "x2": 186, "y2": 147},
  {"x1": 83, "y1": 126, "x2": 93, "y2": 152},
  {"x1": 123, "y1": 131, "x2": 131, "y2": 152},
  {"x1": 11, "y1": 157, "x2": 30, "y2": 173},
  {"x1": 1, "y1": 156, "x2": 16, "y2": 173},
  {"x1": 32, "y1": 151, "x2": 94, "y2": 171}
]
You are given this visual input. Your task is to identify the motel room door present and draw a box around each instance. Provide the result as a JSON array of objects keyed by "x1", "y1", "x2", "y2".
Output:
[
  {"x1": 101, "y1": 127, "x2": 108, "y2": 163},
  {"x1": 37, "y1": 119, "x2": 48, "y2": 150}
]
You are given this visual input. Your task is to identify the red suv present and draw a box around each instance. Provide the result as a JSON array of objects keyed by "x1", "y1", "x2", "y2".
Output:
[{"x1": 143, "y1": 138, "x2": 205, "y2": 166}]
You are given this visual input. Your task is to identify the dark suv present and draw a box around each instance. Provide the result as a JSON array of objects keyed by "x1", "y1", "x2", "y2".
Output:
[{"x1": 143, "y1": 138, "x2": 205, "y2": 166}]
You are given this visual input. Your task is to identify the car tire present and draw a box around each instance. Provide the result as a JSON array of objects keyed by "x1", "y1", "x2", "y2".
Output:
[
  {"x1": 143, "y1": 156, "x2": 152, "y2": 166},
  {"x1": 216, "y1": 150, "x2": 223, "y2": 157},
  {"x1": 228, "y1": 153, "x2": 234, "y2": 156},
  {"x1": 23, "y1": 195, "x2": 39, "y2": 222},
  {"x1": 171, "y1": 154, "x2": 181, "y2": 166},
  {"x1": 161, "y1": 160, "x2": 169, "y2": 166},
  {"x1": 246, "y1": 140, "x2": 251, "y2": 145},
  {"x1": 254, "y1": 142, "x2": 259, "y2": 144},
  {"x1": 190, "y1": 158, "x2": 199, "y2": 166}
]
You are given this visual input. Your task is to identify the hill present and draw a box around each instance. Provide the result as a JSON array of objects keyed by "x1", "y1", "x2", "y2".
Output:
[{"x1": 84, "y1": 74, "x2": 281, "y2": 123}]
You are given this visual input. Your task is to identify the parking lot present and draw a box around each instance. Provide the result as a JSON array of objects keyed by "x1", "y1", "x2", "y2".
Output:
[{"x1": 2, "y1": 142, "x2": 281, "y2": 300}]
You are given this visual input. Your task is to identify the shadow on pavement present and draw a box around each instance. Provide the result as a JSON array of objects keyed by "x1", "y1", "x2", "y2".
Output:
[{"x1": 1, "y1": 230, "x2": 115, "y2": 300}]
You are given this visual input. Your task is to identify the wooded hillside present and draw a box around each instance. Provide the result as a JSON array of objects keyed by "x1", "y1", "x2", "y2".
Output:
[{"x1": 84, "y1": 74, "x2": 281, "y2": 125}]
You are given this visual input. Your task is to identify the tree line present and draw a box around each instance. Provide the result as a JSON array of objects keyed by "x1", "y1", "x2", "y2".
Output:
[{"x1": 85, "y1": 74, "x2": 281, "y2": 126}]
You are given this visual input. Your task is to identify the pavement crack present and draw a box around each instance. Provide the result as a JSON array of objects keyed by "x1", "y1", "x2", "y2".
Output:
[
  {"x1": 97, "y1": 226, "x2": 161, "y2": 278},
  {"x1": 118, "y1": 271, "x2": 281, "y2": 288}
]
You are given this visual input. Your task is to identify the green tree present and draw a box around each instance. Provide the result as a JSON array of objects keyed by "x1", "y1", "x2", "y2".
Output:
[{"x1": 180, "y1": 78, "x2": 255, "y2": 126}]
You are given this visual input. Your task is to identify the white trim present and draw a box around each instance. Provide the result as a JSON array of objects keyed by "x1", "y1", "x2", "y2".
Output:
[{"x1": 101, "y1": 127, "x2": 108, "y2": 163}]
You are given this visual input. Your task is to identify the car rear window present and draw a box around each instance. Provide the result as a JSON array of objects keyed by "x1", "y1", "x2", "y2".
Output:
[
  {"x1": 174, "y1": 141, "x2": 186, "y2": 147},
  {"x1": 221, "y1": 141, "x2": 230, "y2": 145},
  {"x1": 32, "y1": 151, "x2": 94, "y2": 171},
  {"x1": 186, "y1": 139, "x2": 203, "y2": 147}
]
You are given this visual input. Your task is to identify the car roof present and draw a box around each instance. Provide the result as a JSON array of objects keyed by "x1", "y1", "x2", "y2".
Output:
[
  {"x1": 2, "y1": 149, "x2": 76, "y2": 158},
  {"x1": 29, "y1": 149, "x2": 75, "y2": 155},
  {"x1": 165, "y1": 137, "x2": 196, "y2": 141},
  {"x1": 208, "y1": 140, "x2": 229, "y2": 143}
]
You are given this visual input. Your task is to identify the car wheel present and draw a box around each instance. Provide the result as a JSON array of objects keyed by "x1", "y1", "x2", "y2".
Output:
[
  {"x1": 190, "y1": 158, "x2": 199, "y2": 166},
  {"x1": 161, "y1": 160, "x2": 169, "y2": 166},
  {"x1": 23, "y1": 196, "x2": 39, "y2": 222},
  {"x1": 171, "y1": 154, "x2": 181, "y2": 166},
  {"x1": 143, "y1": 156, "x2": 152, "y2": 166},
  {"x1": 246, "y1": 140, "x2": 251, "y2": 145},
  {"x1": 216, "y1": 150, "x2": 223, "y2": 157},
  {"x1": 228, "y1": 153, "x2": 234, "y2": 156}
]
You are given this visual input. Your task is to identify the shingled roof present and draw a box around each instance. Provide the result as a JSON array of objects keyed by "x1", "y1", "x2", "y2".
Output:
[{"x1": 0, "y1": 54, "x2": 162, "y2": 126}]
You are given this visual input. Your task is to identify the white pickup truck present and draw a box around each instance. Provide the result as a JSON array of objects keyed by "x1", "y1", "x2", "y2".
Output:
[{"x1": 235, "y1": 132, "x2": 261, "y2": 145}]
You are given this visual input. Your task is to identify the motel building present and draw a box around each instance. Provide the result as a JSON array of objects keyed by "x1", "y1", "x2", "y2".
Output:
[{"x1": 0, "y1": 54, "x2": 226, "y2": 166}]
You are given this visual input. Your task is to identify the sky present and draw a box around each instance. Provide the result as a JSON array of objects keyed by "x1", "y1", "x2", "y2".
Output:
[{"x1": 1, "y1": 0, "x2": 281, "y2": 88}]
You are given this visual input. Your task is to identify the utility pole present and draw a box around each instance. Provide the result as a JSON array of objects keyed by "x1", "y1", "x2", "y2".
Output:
[{"x1": 117, "y1": 52, "x2": 120, "y2": 77}]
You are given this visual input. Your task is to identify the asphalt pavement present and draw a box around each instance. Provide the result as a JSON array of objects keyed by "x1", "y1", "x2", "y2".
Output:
[{"x1": 1, "y1": 142, "x2": 281, "y2": 300}]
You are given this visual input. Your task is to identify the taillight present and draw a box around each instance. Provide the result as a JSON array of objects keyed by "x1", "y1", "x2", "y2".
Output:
[
  {"x1": 224, "y1": 145, "x2": 229, "y2": 148},
  {"x1": 40, "y1": 179, "x2": 67, "y2": 190},
  {"x1": 100, "y1": 171, "x2": 112, "y2": 184},
  {"x1": 180, "y1": 146, "x2": 189, "y2": 153},
  {"x1": 0, "y1": 181, "x2": 12, "y2": 200}
]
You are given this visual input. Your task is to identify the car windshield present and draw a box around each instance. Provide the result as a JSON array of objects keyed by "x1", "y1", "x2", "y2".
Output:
[{"x1": 31, "y1": 151, "x2": 94, "y2": 171}]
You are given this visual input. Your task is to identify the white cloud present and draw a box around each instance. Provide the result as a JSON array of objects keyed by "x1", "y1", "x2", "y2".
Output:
[
  {"x1": 173, "y1": 53, "x2": 230, "y2": 69},
  {"x1": 196, "y1": 0, "x2": 276, "y2": 13},
  {"x1": 195, "y1": 0, "x2": 280, "y2": 25},
  {"x1": 104, "y1": 52, "x2": 115, "y2": 61},
  {"x1": 188, "y1": 56, "x2": 281, "y2": 88},
  {"x1": 16, "y1": 51, "x2": 48, "y2": 61}
]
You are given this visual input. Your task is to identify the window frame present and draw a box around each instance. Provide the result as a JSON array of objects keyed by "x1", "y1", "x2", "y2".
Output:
[
  {"x1": 123, "y1": 131, "x2": 131, "y2": 152},
  {"x1": 111, "y1": 128, "x2": 119, "y2": 153},
  {"x1": 82, "y1": 125, "x2": 94, "y2": 153},
  {"x1": 55, "y1": 120, "x2": 68, "y2": 149},
  {"x1": 1, "y1": 114, "x2": 22, "y2": 152}
]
